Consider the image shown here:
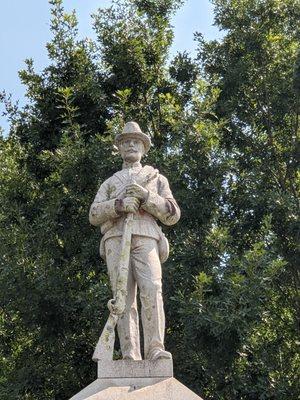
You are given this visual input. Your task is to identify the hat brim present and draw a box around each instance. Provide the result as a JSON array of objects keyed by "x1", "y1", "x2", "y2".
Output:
[{"x1": 115, "y1": 132, "x2": 151, "y2": 153}]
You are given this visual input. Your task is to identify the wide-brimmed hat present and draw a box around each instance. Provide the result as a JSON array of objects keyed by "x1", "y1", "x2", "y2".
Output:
[{"x1": 115, "y1": 121, "x2": 152, "y2": 153}]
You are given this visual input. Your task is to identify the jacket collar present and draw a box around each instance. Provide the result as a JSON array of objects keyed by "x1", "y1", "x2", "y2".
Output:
[{"x1": 122, "y1": 161, "x2": 142, "y2": 170}]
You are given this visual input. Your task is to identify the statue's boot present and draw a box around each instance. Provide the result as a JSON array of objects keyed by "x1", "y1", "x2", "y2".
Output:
[{"x1": 148, "y1": 348, "x2": 172, "y2": 361}]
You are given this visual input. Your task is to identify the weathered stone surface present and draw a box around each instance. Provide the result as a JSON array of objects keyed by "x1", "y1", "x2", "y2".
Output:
[
  {"x1": 82, "y1": 378, "x2": 203, "y2": 400},
  {"x1": 89, "y1": 121, "x2": 181, "y2": 362},
  {"x1": 124, "y1": 378, "x2": 203, "y2": 400},
  {"x1": 97, "y1": 359, "x2": 173, "y2": 379},
  {"x1": 69, "y1": 379, "x2": 110, "y2": 400},
  {"x1": 70, "y1": 359, "x2": 173, "y2": 400},
  {"x1": 69, "y1": 377, "x2": 170, "y2": 400},
  {"x1": 77, "y1": 386, "x2": 131, "y2": 400}
]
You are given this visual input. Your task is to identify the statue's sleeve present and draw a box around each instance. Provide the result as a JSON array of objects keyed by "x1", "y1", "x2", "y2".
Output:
[
  {"x1": 89, "y1": 179, "x2": 119, "y2": 226},
  {"x1": 141, "y1": 174, "x2": 181, "y2": 226}
]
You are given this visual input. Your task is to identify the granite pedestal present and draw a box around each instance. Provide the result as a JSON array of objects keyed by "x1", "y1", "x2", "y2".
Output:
[{"x1": 69, "y1": 359, "x2": 203, "y2": 400}]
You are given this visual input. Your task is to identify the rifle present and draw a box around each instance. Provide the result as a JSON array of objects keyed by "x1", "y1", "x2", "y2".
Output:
[{"x1": 92, "y1": 211, "x2": 133, "y2": 362}]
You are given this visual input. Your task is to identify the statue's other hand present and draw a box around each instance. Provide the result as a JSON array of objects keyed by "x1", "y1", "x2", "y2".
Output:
[
  {"x1": 126, "y1": 183, "x2": 148, "y2": 202},
  {"x1": 108, "y1": 298, "x2": 125, "y2": 316},
  {"x1": 116, "y1": 197, "x2": 140, "y2": 214}
]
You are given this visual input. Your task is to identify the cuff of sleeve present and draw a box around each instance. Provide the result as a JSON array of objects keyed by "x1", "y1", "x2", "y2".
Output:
[
  {"x1": 142, "y1": 191, "x2": 167, "y2": 215},
  {"x1": 111, "y1": 199, "x2": 120, "y2": 218},
  {"x1": 90, "y1": 198, "x2": 119, "y2": 225}
]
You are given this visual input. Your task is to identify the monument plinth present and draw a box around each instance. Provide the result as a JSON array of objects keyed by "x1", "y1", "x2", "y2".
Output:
[{"x1": 70, "y1": 359, "x2": 202, "y2": 400}]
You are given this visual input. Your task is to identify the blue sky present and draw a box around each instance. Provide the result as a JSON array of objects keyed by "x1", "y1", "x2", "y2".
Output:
[{"x1": 0, "y1": 0, "x2": 221, "y2": 134}]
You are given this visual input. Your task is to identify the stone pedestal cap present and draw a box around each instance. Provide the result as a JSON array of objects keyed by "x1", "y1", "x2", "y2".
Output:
[{"x1": 115, "y1": 122, "x2": 152, "y2": 153}]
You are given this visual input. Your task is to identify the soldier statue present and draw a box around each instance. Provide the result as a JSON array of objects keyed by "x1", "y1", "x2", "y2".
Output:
[{"x1": 89, "y1": 121, "x2": 180, "y2": 362}]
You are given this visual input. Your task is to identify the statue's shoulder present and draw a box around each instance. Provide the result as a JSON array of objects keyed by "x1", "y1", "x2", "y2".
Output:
[
  {"x1": 140, "y1": 165, "x2": 160, "y2": 183},
  {"x1": 98, "y1": 174, "x2": 115, "y2": 186},
  {"x1": 142, "y1": 164, "x2": 159, "y2": 175},
  {"x1": 141, "y1": 165, "x2": 172, "y2": 185},
  {"x1": 97, "y1": 170, "x2": 122, "y2": 189},
  {"x1": 143, "y1": 165, "x2": 170, "y2": 182}
]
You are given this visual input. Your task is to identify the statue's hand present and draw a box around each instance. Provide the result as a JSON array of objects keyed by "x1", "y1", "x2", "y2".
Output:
[
  {"x1": 126, "y1": 183, "x2": 149, "y2": 202},
  {"x1": 108, "y1": 298, "x2": 125, "y2": 315},
  {"x1": 115, "y1": 197, "x2": 140, "y2": 214}
]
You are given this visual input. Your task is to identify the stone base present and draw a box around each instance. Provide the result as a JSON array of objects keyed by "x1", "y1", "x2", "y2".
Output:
[
  {"x1": 98, "y1": 359, "x2": 173, "y2": 381},
  {"x1": 69, "y1": 360, "x2": 203, "y2": 400}
]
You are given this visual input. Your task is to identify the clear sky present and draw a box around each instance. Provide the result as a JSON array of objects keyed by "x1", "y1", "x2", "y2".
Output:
[{"x1": 0, "y1": 0, "x2": 221, "y2": 134}]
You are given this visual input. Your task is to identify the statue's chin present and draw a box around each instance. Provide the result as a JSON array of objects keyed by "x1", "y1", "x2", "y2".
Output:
[{"x1": 123, "y1": 154, "x2": 141, "y2": 163}]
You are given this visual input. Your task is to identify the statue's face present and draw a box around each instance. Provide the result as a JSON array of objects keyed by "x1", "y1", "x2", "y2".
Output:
[{"x1": 118, "y1": 137, "x2": 145, "y2": 163}]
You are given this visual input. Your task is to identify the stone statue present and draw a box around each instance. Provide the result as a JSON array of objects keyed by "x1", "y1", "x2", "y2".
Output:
[{"x1": 89, "y1": 121, "x2": 180, "y2": 362}]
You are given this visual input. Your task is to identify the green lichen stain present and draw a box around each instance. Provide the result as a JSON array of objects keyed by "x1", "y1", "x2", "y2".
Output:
[
  {"x1": 107, "y1": 185, "x2": 116, "y2": 199},
  {"x1": 142, "y1": 295, "x2": 152, "y2": 321},
  {"x1": 102, "y1": 331, "x2": 110, "y2": 343}
]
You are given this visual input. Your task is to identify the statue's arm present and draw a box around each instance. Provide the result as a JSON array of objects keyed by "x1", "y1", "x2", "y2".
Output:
[
  {"x1": 89, "y1": 179, "x2": 119, "y2": 226},
  {"x1": 141, "y1": 175, "x2": 180, "y2": 226}
]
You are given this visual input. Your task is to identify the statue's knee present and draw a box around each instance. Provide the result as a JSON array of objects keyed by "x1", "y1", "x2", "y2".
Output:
[{"x1": 140, "y1": 280, "x2": 162, "y2": 297}]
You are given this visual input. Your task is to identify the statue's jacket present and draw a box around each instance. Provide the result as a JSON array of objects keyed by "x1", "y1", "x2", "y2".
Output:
[{"x1": 89, "y1": 165, "x2": 180, "y2": 263}]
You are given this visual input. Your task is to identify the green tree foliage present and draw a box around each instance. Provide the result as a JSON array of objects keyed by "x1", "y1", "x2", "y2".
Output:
[
  {"x1": 0, "y1": 0, "x2": 299, "y2": 399},
  {"x1": 189, "y1": 0, "x2": 300, "y2": 398}
]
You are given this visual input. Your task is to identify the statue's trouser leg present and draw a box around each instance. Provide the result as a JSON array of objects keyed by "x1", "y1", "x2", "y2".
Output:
[
  {"x1": 130, "y1": 236, "x2": 165, "y2": 359},
  {"x1": 104, "y1": 236, "x2": 142, "y2": 360}
]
